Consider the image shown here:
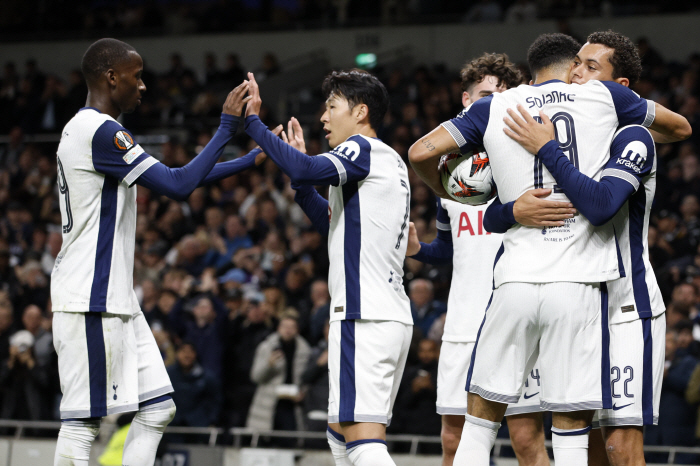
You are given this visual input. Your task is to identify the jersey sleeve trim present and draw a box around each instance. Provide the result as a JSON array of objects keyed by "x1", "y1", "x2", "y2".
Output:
[
  {"x1": 124, "y1": 156, "x2": 158, "y2": 187},
  {"x1": 441, "y1": 121, "x2": 467, "y2": 150},
  {"x1": 601, "y1": 168, "x2": 640, "y2": 192},
  {"x1": 436, "y1": 219, "x2": 450, "y2": 231},
  {"x1": 320, "y1": 153, "x2": 347, "y2": 185},
  {"x1": 643, "y1": 100, "x2": 655, "y2": 127}
]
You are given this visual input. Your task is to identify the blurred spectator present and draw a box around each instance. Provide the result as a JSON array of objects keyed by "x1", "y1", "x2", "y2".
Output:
[
  {"x1": 0, "y1": 298, "x2": 16, "y2": 362},
  {"x1": 0, "y1": 325, "x2": 56, "y2": 420},
  {"x1": 169, "y1": 289, "x2": 228, "y2": 383},
  {"x1": 223, "y1": 291, "x2": 275, "y2": 427},
  {"x1": 409, "y1": 278, "x2": 447, "y2": 337},
  {"x1": 301, "y1": 319, "x2": 330, "y2": 433},
  {"x1": 646, "y1": 328, "x2": 700, "y2": 464},
  {"x1": 667, "y1": 283, "x2": 699, "y2": 329},
  {"x1": 306, "y1": 279, "x2": 330, "y2": 345},
  {"x1": 167, "y1": 342, "x2": 222, "y2": 427},
  {"x1": 464, "y1": 0, "x2": 502, "y2": 22},
  {"x1": 504, "y1": 0, "x2": 537, "y2": 23},
  {"x1": 247, "y1": 313, "x2": 310, "y2": 435},
  {"x1": 391, "y1": 339, "x2": 441, "y2": 447}
]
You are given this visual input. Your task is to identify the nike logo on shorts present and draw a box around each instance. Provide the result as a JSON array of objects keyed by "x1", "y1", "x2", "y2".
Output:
[
  {"x1": 523, "y1": 392, "x2": 539, "y2": 399},
  {"x1": 612, "y1": 403, "x2": 633, "y2": 411}
]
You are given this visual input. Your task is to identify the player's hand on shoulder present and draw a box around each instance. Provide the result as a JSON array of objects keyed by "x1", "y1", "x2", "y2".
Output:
[
  {"x1": 406, "y1": 222, "x2": 421, "y2": 257},
  {"x1": 245, "y1": 72, "x2": 263, "y2": 118},
  {"x1": 223, "y1": 80, "x2": 252, "y2": 117},
  {"x1": 513, "y1": 189, "x2": 576, "y2": 227},
  {"x1": 503, "y1": 104, "x2": 555, "y2": 154}
]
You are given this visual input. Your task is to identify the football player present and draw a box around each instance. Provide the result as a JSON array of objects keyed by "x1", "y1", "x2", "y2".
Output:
[
  {"x1": 244, "y1": 69, "x2": 412, "y2": 466},
  {"x1": 406, "y1": 52, "x2": 557, "y2": 466},
  {"x1": 52, "y1": 38, "x2": 265, "y2": 466},
  {"x1": 485, "y1": 30, "x2": 678, "y2": 466},
  {"x1": 408, "y1": 33, "x2": 689, "y2": 465}
]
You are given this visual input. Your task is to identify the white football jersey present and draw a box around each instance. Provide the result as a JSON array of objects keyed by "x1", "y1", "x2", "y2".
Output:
[
  {"x1": 602, "y1": 126, "x2": 665, "y2": 324},
  {"x1": 323, "y1": 135, "x2": 412, "y2": 325},
  {"x1": 52, "y1": 107, "x2": 158, "y2": 315},
  {"x1": 442, "y1": 80, "x2": 655, "y2": 286},
  {"x1": 439, "y1": 198, "x2": 502, "y2": 342}
]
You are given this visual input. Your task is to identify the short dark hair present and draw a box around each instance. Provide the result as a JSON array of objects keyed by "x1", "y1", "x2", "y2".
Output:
[
  {"x1": 460, "y1": 53, "x2": 523, "y2": 92},
  {"x1": 587, "y1": 30, "x2": 643, "y2": 84},
  {"x1": 81, "y1": 38, "x2": 137, "y2": 85},
  {"x1": 322, "y1": 69, "x2": 389, "y2": 132},
  {"x1": 527, "y1": 33, "x2": 581, "y2": 78}
]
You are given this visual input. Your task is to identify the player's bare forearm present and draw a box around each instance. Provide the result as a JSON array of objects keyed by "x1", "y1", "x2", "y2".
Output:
[
  {"x1": 408, "y1": 127, "x2": 458, "y2": 198},
  {"x1": 649, "y1": 102, "x2": 691, "y2": 142}
]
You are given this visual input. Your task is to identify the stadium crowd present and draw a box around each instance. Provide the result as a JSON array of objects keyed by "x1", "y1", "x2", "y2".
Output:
[
  {"x1": 1, "y1": 0, "x2": 698, "y2": 41},
  {"x1": 0, "y1": 35, "x2": 700, "y2": 458}
]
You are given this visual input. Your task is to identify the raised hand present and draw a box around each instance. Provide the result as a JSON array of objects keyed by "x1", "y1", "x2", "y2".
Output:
[
  {"x1": 285, "y1": 117, "x2": 307, "y2": 154},
  {"x1": 245, "y1": 72, "x2": 262, "y2": 118},
  {"x1": 223, "y1": 81, "x2": 251, "y2": 117}
]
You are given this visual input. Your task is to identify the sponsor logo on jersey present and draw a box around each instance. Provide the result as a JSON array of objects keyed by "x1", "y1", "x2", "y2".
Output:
[
  {"x1": 616, "y1": 141, "x2": 648, "y2": 173},
  {"x1": 113, "y1": 130, "x2": 134, "y2": 150},
  {"x1": 523, "y1": 392, "x2": 539, "y2": 399},
  {"x1": 621, "y1": 305, "x2": 636, "y2": 313},
  {"x1": 330, "y1": 140, "x2": 361, "y2": 162},
  {"x1": 334, "y1": 306, "x2": 344, "y2": 313}
]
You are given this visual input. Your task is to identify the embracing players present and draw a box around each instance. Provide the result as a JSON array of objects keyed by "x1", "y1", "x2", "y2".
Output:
[
  {"x1": 406, "y1": 52, "x2": 555, "y2": 466},
  {"x1": 52, "y1": 38, "x2": 265, "y2": 465},
  {"x1": 485, "y1": 30, "x2": 687, "y2": 466},
  {"x1": 408, "y1": 33, "x2": 688, "y2": 465}
]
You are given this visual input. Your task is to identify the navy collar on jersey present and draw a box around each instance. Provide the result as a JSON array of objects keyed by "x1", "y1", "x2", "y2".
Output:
[
  {"x1": 79, "y1": 106, "x2": 101, "y2": 113},
  {"x1": 532, "y1": 79, "x2": 566, "y2": 87}
]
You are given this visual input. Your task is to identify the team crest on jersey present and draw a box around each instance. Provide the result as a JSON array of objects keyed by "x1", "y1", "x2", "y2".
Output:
[{"x1": 113, "y1": 131, "x2": 134, "y2": 151}]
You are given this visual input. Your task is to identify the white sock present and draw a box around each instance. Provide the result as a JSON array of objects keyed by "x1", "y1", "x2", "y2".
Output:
[
  {"x1": 453, "y1": 414, "x2": 499, "y2": 466},
  {"x1": 552, "y1": 426, "x2": 591, "y2": 466},
  {"x1": 122, "y1": 398, "x2": 176, "y2": 466},
  {"x1": 327, "y1": 427, "x2": 352, "y2": 466},
  {"x1": 54, "y1": 419, "x2": 101, "y2": 466},
  {"x1": 347, "y1": 439, "x2": 395, "y2": 466}
]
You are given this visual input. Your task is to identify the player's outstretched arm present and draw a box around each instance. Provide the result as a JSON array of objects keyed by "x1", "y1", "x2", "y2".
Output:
[
  {"x1": 407, "y1": 221, "x2": 453, "y2": 265},
  {"x1": 199, "y1": 125, "x2": 281, "y2": 186},
  {"x1": 137, "y1": 82, "x2": 252, "y2": 200},
  {"x1": 244, "y1": 73, "x2": 345, "y2": 186},
  {"x1": 407, "y1": 200, "x2": 453, "y2": 264},
  {"x1": 408, "y1": 126, "x2": 458, "y2": 199},
  {"x1": 648, "y1": 102, "x2": 691, "y2": 143}
]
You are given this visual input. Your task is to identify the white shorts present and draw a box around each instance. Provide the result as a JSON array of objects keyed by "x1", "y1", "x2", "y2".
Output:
[
  {"x1": 53, "y1": 311, "x2": 173, "y2": 419},
  {"x1": 328, "y1": 320, "x2": 412, "y2": 425},
  {"x1": 594, "y1": 313, "x2": 665, "y2": 427},
  {"x1": 468, "y1": 282, "x2": 605, "y2": 411},
  {"x1": 436, "y1": 341, "x2": 542, "y2": 416}
]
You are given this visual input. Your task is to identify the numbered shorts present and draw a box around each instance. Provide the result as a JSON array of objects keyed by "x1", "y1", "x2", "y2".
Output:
[
  {"x1": 593, "y1": 313, "x2": 665, "y2": 427},
  {"x1": 328, "y1": 319, "x2": 412, "y2": 425},
  {"x1": 53, "y1": 310, "x2": 173, "y2": 419},
  {"x1": 436, "y1": 341, "x2": 542, "y2": 416},
  {"x1": 467, "y1": 282, "x2": 606, "y2": 411}
]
